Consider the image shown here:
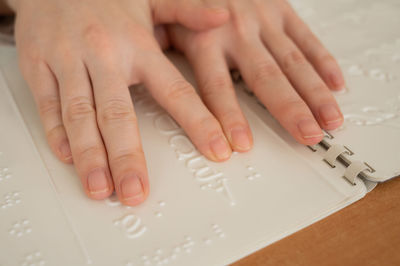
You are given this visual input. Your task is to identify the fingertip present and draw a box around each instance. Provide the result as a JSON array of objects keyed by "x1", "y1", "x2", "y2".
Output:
[
  {"x1": 208, "y1": 135, "x2": 232, "y2": 162},
  {"x1": 318, "y1": 104, "x2": 344, "y2": 130},
  {"x1": 119, "y1": 175, "x2": 148, "y2": 206},
  {"x1": 86, "y1": 168, "x2": 114, "y2": 200},
  {"x1": 296, "y1": 118, "x2": 324, "y2": 145},
  {"x1": 54, "y1": 139, "x2": 73, "y2": 164},
  {"x1": 229, "y1": 127, "x2": 253, "y2": 152},
  {"x1": 327, "y1": 69, "x2": 346, "y2": 91}
]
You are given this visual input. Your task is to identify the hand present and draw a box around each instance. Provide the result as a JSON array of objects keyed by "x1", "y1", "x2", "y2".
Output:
[
  {"x1": 11, "y1": 0, "x2": 230, "y2": 205},
  {"x1": 167, "y1": 0, "x2": 345, "y2": 147}
]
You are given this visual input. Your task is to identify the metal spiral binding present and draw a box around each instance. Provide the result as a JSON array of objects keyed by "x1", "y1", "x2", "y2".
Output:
[
  {"x1": 308, "y1": 131, "x2": 376, "y2": 185},
  {"x1": 231, "y1": 72, "x2": 376, "y2": 186}
]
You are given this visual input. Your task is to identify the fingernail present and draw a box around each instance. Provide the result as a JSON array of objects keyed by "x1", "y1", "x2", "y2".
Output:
[
  {"x1": 330, "y1": 72, "x2": 345, "y2": 90},
  {"x1": 319, "y1": 104, "x2": 343, "y2": 125},
  {"x1": 230, "y1": 127, "x2": 252, "y2": 151},
  {"x1": 298, "y1": 119, "x2": 324, "y2": 139},
  {"x1": 121, "y1": 175, "x2": 144, "y2": 201},
  {"x1": 87, "y1": 169, "x2": 110, "y2": 194},
  {"x1": 210, "y1": 136, "x2": 231, "y2": 160},
  {"x1": 59, "y1": 140, "x2": 72, "y2": 160}
]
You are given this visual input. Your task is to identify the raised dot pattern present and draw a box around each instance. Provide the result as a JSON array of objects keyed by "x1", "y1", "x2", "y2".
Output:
[
  {"x1": 9, "y1": 219, "x2": 32, "y2": 237},
  {"x1": 1, "y1": 191, "x2": 21, "y2": 209},
  {"x1": 20, "y1": 251, "x2": 45, "y2": 266},
  {"x1": 0, "y1": 167, "x2": 12, "y2": 182},
  {"x1": 246, "y1": 166, "x2": 261, "y2": 181},
  {"x1": 141, "y1": 236, "x2": 195, "y2": 266}
]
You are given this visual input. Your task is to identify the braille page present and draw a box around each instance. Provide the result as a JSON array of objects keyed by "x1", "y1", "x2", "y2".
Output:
[
  {"x1": 0, "y1": 51, "x2": 366, "y2": 266},
  {"x1": 0, "y1": 73, "x2": 99, "y2": 266},
  {"x1": 290, "y1": 0, "x2": 400, "y2": 181}
]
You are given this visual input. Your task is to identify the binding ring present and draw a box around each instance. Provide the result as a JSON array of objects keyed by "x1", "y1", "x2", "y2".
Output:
[
  {"x1": 323, "y1": 144, "x2": 353, "y2": 168},
  {"x1": 307, "y1": 145, "x2": 318, "y2": 152},
  {"x1": 344, "y1": 161, "x2": 375, "y2": 185},
  {"x1": 323, "y1": 130, "x2": 334, "y2": 140}
]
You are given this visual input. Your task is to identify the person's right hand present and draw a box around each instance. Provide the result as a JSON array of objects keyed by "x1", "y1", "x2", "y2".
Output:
[{"x1": 9, "y1": 0, "x2": 230, "y2": 206}]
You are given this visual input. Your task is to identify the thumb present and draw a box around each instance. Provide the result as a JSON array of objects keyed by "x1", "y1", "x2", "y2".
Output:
[{"x1": 151, "y1": 0, "x2": 230, "y2": 31}]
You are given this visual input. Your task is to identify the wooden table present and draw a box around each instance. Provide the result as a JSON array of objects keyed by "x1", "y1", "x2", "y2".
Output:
[{"x1": 233, "y1": 177, "x2": 400, "y2": 266}]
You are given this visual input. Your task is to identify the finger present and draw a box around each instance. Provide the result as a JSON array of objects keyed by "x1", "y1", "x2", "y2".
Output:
[
  {"x1": 140, "y1": 53, "x2": 232, "y2": 161},
  {"x1": 284, "y1": 9, "x2": 346, "y2": 91},
  {"x1": 230, "y1": 39, "x2": 324, "y2": 145},
  {"x1": 154, "y1": 25, "x2": 170, "y2": 50},
  {"x1": 86, "y1": 59, "x2": 149, "y2": 206},
  {"x1": 151, "y1": 0, "x2": 229, "y2": 30},
  {"x1": 187, "y1": 47, "x2": 253, "y2": 152},
  {"x1": 260, "y1": 30, "x2": 343, "y2": 130},
  {"x1": 19, "y1": 57, "x2": 72, "y2": 163},
  {"x1": 54, "y1": 59, "x2": 113, "y2": 200}
]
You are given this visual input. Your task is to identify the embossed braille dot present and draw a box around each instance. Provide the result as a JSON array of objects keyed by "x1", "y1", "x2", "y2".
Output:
[
  {"x1": 9, "y1": 219, "x2": 32, "y2": 237},
  {"x1": 184, "y1": 248, "x2": 192, "y2": 253},
  {"x1": 204, "y1": 238, "x2": 212, "y2": 245},
  {"x1": 21, "y1": 251, "x2": 45, "y2": 266},
  {"x1": 247, "y1": 166, "x2": 254, "y2": 171}
]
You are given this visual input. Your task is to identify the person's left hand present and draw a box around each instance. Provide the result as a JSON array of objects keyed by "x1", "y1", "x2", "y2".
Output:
[{"x1": 165, "y1": 0, "x2": 346, "y2": 148}]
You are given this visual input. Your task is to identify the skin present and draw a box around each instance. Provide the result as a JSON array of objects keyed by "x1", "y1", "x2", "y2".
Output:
[
  {"x1": 7, "y1": 0, "x2": 230, "y2": 206},
  {"x1": 166, "y1": 0, "x2": 345, "y2": 148},
  {"x1": 3, "y1": 0, "x2": 345, "y2": 206}
]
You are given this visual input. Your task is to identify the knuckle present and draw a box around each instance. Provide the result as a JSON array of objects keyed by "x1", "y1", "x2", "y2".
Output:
[
  {"x1": 46, "y1": 124, "x2": 64, "y2": 140},
  {"x1": 252, "y1": 61, "x2": 282, "y2": 87},
  {"x1": 317, "y1": 53, "x2": 337, "y2": 66},
  {"x1": 51, "y1": 41, "x2": 76, "y2": 62},
  {"x1": 201, "y1": 75, "x2": 231, "y2": 100},
  {"x1": 281, "y1": 50, "x2": 307, "y2": 70},
  {"x1": 230, "y1": 6, "x2": 256, "y2": 38},
  {"x1": 64, "y1": 96, "x2": 95, "y2": 124},
  {"x1": 82, "y1": 23, "x2": 113, "y2": 54},
  {"x1": 275, "y1": 98, "x2": 308, "y2": 118},
  {"x1": 37, "y1": 96, "x2": 61, "y2": 117},
  {"x1": 309, "y1": 83, "x2": 330, "y2": 95},
  {"x1": 189, "y1": 33, "x2": 217, "y2": 51},
  {"x1": 18, "y1": 47, "x2": 45, "y2": 75},
  {"x1": 189, "y1": 115, "x2": 219, "y2": 134},
  {"x1": 98, "y1": 99, "x2": 136, "y2": 125},
  {"x1": 127, "y1": 25, "x2": 159, "y2": 50},
  {"x1": 21, "y1": 46, "x2": 43, "y2": 65},
  {"x1": 109, "y1": 149, "x2": 145, "y2": 166},
  {"x1": 166, "y1": 79, "x2": 197, "y2": 102},
  {"x1": 220, "y1": 109, "x2": 243, "y2": 124},
  {"x1": 76, "y1": 145, "x2": 104, "y2": 162}
]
